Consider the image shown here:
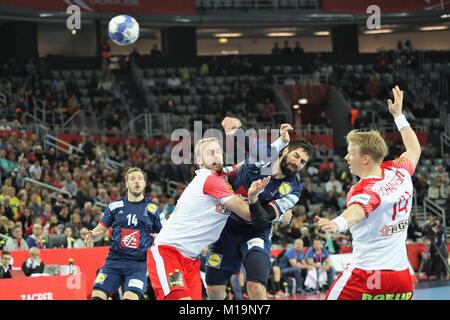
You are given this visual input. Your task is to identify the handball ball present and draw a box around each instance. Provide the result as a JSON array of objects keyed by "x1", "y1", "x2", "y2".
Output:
[{"x1": 108, "y1": 15, "x2": 139, "y2": 46}]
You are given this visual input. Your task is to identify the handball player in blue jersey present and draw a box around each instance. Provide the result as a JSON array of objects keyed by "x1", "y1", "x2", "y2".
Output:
[
  {"x1": 86, "y1": 167, "x2": 162, "y2": 300},
  {"x1": 206, "y1": 117, "x2": 312, "y2": 300}
]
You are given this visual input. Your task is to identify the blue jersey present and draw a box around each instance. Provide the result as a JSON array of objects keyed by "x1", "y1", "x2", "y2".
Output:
[
  {"x1": 100, "y1": 196, "x2": 162, "y2": 262},
  {"x1": 279, "y1": 248, "x2": 306, "y2": 270},
  {"x1": 305, "y1": 248, "x2": 330, "y2": 265},
  {"x1": 224, "y1": 138, "x2": 301, "y2": 228}
]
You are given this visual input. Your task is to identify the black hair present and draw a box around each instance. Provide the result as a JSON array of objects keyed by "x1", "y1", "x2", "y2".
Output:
[
  {"x1": 1, "y1": 250, "x2": 10, "y2": 257},
  {"x1": 286, "y1": 139, "x2": 313, "y2": 156}
]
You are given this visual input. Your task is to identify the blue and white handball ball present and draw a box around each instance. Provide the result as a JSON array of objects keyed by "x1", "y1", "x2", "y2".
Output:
[{"x1": 108, "y1": 15, "x2": 139, "y2": 46}]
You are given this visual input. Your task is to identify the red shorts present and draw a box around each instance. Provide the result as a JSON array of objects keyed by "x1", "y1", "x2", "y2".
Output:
[
  {"x1": 326, "y1": 266, "x2": 413, "y2": 300},
  {"x1": 147, "y1": 244, "x2": 202, "y2": 300}
]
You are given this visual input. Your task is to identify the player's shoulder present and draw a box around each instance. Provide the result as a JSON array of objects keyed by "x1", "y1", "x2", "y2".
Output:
[
  {"x1": 145, "y1": 200, "x2": 160, "y2": 215},
  {"x1": 278, "y1": 176, "x2": 301, "y2": 196},
  {"x1": 108, "y1": 199, "x2": 125, "y2": 212}
]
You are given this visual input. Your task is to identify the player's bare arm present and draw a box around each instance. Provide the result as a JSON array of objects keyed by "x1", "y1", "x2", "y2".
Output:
[
  {"x1": 223, "y1": 177, "x2": 271, "y2": 221},
  {"x1": 387, "y1": 85, "x2": 421, "y2": 168},
  {"x1": 314, "y1": 204, "x2": 365, "y2": 234},
  {"x1": 86, "y1": 223, "x2": 108, "y2": 246}
]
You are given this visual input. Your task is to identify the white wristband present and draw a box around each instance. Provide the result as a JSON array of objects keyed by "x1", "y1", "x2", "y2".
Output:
[
  {"x1": 332, "y1": 216, "x2": 348, "y2": 233},
  {"x1": 394, "y1": 114, "x2": 410, "y2": 131}
]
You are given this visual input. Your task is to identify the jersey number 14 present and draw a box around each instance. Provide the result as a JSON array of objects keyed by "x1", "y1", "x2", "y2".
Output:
[{"x1": 127, "y1": 214, "x2": 138, "y2": 226}]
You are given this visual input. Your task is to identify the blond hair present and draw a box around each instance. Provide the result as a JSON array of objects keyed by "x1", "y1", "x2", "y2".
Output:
[
  {"x1": 346, "y1": 130, "x2": 388, "y2": 164},
  {"x1": 194, "y1": 137, "x2": 220, "y2": 159},
  {"x1": 125, "y1": 167, "x2": 147, "y2": 181}
]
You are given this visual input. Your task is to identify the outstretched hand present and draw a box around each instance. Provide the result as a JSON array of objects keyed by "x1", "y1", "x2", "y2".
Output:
[
  {"x1": 387, "y1": 85, "x2": 404, "y2": 118},
  {"x1": 248, "y1": 176, "x2": 271, "y2": 204},
  {"x1": 221, "y1": 117, "x2": 242, "y2": 136},
  {"x1": 314, "y1": 215, "x2": 338, "y2": 233},
  {"x1": 280, "y1": 123, "x2": 294, "y2": 144}
]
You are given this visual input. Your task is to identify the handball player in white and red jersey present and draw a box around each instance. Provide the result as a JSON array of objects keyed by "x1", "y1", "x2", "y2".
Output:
[
  {"x1": 147, "y1": 137, "x2": 271, "y2": 300},
  {"x1": 316, "y1": 86, "x2": 421, "y2": 300}
]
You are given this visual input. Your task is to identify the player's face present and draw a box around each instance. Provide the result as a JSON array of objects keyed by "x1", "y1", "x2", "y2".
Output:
[
  {"x1": 200, "y1": 141, "x2": 224, "y2": 172},
  {"x1": 126, "y1": 171, "x2": 146, "y2": 197},
  {"x1": 280, "y1": 147, "x2": 309, "y2": 177},
  {"x1": 345, "y1": 143, "x2": 364, "y2": 176}
]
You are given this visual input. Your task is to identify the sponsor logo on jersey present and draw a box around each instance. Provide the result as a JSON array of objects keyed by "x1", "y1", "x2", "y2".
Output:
[
  {"x1": 247, "y1": 238, "x2": 265, "y2": 250},
  {"x1": 147, "y1": 203, "x2": 158, "y2": 214},
  {"x1": 215, "y1": 203, "x2": 230, "y2": 215},
  {"x1": 109, "y1": 200, "x2": 124, "y2": 211},
  {"x1": 120, "y1": 228, "x2": 140, "y2": 249},
  {"x1": 94, "y1": 272, "x2": 107, "y2": 284},
  {"x1": 348, "y1": 194, "x2": 371, "y2": 205},
  {"x1": 128, "y1": 279, "x2": 144, "y2": 290},
  {"x1": 362, "y1": 292, "x2": 412, "y2": 300},
  {"x1": 278, "y1": 182, "x2": 291, "y2": 195},
  {"x1": 206, "y1": 253, "x2": 223, "y2": 269},
  {"x1": 168, "y1": 270, "x2": 184, "y2": 288},
  {"x1": 379, "y1": 219, "x2": 408, "y2": 236}
]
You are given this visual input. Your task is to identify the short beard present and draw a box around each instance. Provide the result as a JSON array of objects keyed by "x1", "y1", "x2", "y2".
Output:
[
  {"x1": 130, "y1": 190, "x2": 143, "y2": 198},
  {"x1": 280, "y1": 156, "x2": 297, "y2": 178}
]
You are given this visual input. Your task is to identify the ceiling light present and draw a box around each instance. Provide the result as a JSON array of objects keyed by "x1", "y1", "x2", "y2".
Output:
[
  {"x1": 419, "y1": 26, "x2": 448, "y2": 31},
  {"x1": 364, "y1": 28, "x2": 393, "y2": 34},
  {"x1": 298, "y1": 99, "x2": 308, "y2": 105},
  {"x1": 218, "y1": 38, "x2": 228, "y2": 44},
  {"x1": 292, "y1": 104, "x2": 300, "y2": 109},
  {"x1": 214, "y1": 33, "x2": 242, "y2": 38},
  {"x1": 441, "y1": 14, "x2": 450, "y2": 19},
  {"x1": 267, "y1": 32, "x2": 295, "y2": 37},
  {"x1": 314, "y1": 31, "x2": 330, "y2": 36}
]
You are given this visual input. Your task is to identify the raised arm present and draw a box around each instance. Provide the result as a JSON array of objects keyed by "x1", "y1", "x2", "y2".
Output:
[{"x1": 387, "y1": 85, "x2": 421, "y2": 168}]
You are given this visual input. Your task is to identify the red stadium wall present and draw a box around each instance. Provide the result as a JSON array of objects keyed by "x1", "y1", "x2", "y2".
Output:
[
  {"x1": 322, "y1": 0, "x2": 449, "y2": 13},
  {"x1": 0, "y1": 0, "x2": 196, "y2": 15},
  {"x1": 0, "y1": 274, "x2": 87, "y2": 300},
  {"x1": 8, "y1": 247, "x2": 109, "y2": 299}
]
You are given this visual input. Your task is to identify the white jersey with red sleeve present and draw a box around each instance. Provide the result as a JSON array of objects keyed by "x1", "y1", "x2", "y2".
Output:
[
  {"x1": 154, "y1": 168, "x2": 235, "y2": 259},
  {"x1": 346, "y1": 157, "x2": 415, "y2": 271}
]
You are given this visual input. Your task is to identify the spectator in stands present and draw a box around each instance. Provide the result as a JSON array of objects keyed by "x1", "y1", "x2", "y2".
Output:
[
  {"x1": 271, "y1": 42, "x2": 281, "y2": 55},
  {"x1": 58, "y1": 205, "x2": 70, "y2": 225},
  {"x1": 97, "y1": 188, "x2": 111, "y2": 205},
  {"x1": 63, "y1": 226, "x2": 76, "y2": 248},
  {"x1": 319, "y1": 156, "x2": 334, "y2": 182},
  {"x1": 282, "y1": 40, "x2": 292, "y2": 55},
  {"x1": 325, "y1": 172, "x2": 343, "y2": 193},
  {"x1": 422, "y1": 216, "x2": 447, "y2": 279},
  {"x1": 407, "y1": 215, "x2": 422, "y2": 242},
  {"x1": 28, "y1": 160, "x2": 42, "y2": 181},
  {"x1": 74, "y1": 227, "x2": 89, "y2": 248},
  {"x1": 26, "y1": 223, "x2": 46, "y2": 249},
  {"x1": 4, "y1": 225, "x2": 29, "y2": 251},
  {"x1": 0, "y1": 215, "x2": 11, "y2": 237},
  {"x1": 62, "y1": 173, "x2": 77, "y2": 197},
  {"x1": 0, "y1": 251, "x2": 12, "y2": 278},
  {"x1": 427, "y1": 178, "x2": 441, "y2": 200},
  {"x1": 1, "y1": 198, "x2": 14, "y2": 221},
  {"x1": 305, "y1": 238, "x2": 334, "y2": 291},
  {"x1": 28, "y1": 192, "x2": 43, "y2": 217},
  {"x1": 150, "y1": 44, "x2": 162, "y2": 58},
  {"x1": 22, "y1": 247, "x2": 45, "y2": 276},
  {"x1": 129, "y1": 48, "x2": 141, "y2": 63},
  {"x1": 293, "y1": 41, "x2": 305, "y2": 55},
  {"x1": 279, "y1": 239, "x2": 313, "y2": 295},
  {"x1": 68, "y1": 213, "x2": 82, "y2": 237}
]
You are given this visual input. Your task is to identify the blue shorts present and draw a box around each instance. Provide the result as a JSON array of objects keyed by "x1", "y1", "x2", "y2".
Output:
[
  {"x1": 205, "y1": 221, "x2": 271, "y2": 285},
  {"x1": 93, "y1": 258, "x2": 148, "y2": 298}
]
